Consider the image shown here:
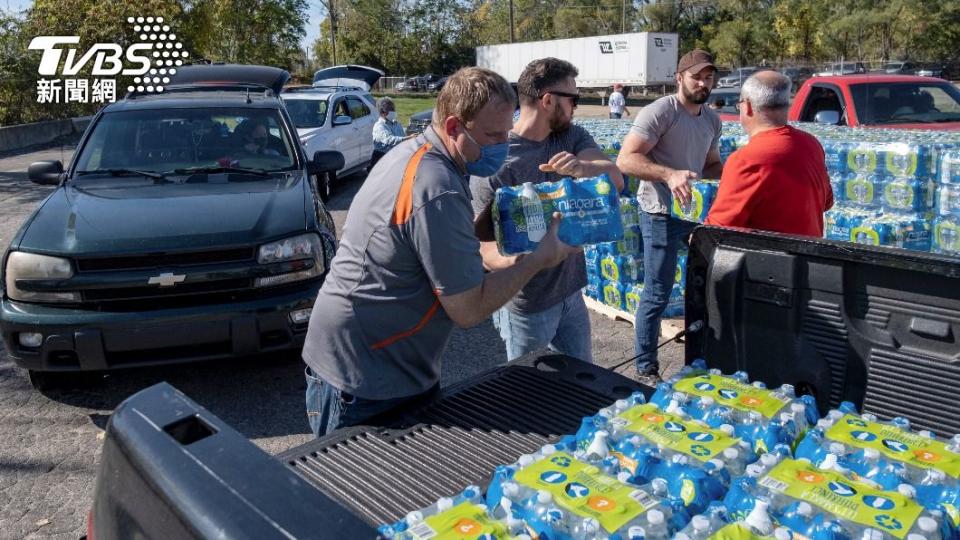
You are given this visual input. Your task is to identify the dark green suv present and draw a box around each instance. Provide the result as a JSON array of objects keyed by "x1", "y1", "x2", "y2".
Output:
[{"x1": 1, "y1": 65, "x2": 344, "y2": 388}]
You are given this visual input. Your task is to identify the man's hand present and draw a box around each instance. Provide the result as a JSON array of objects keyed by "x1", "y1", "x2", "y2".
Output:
[
  {"x1": 528, "y1": 212, "x2": 580, "y2": 269},
  {"x1": 539, "y1": 151, "x2": 587, "y2": 177},
  {"x1": 666, "y1": 169, "x2": 698, "y2": 206}
]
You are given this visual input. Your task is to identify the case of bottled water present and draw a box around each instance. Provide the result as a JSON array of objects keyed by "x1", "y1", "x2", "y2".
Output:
[
  {"x1": 670, "y1": 180, "x2": 720, "y2": 223},
  {"x1": 377, "y1": 485, "x2": 522, "y2": 539},
  {"x1": 494, "y1": 175, "x2": 623, "y2": 255}
]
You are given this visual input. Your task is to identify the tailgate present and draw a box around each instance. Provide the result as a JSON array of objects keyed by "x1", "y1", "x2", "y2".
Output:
[{"x1": 686, "y1": 226, "x2": 960, "y2": 436}]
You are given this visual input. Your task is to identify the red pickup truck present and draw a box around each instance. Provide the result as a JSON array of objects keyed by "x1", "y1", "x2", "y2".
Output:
[{"x1": 717, "y1": 74, "x2": 960, "y2": 130}]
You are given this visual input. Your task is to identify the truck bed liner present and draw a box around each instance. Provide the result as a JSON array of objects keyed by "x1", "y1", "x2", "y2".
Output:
[{"x1": 280, "y1": 353, "x2": 644, "y2": 526}]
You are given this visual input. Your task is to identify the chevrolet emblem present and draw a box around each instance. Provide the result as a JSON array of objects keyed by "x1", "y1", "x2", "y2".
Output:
[{"x1": 148, "y1": 272, "x2": 186, "y2": 287}]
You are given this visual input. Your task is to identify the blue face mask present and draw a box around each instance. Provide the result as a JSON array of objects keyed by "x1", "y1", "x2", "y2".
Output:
[{"x1": 461, "y1": 126, "x2": 509, "y2": 177}]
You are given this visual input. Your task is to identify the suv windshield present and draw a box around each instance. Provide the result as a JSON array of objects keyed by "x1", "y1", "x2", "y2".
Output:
[
  {"x1": 850, "y1": 82, "x2": 960, "y2": 125},
  {"x1": 283, "y1": 98, "x2": 329, "y2": 129},
  {"x1": 74, "y1": 107, "x2": 297, "y2": 178}
]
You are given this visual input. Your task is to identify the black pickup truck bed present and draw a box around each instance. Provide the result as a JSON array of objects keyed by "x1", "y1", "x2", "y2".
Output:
[{"x1": 89, "y1": 227, "x2": 960, "y2": 539}]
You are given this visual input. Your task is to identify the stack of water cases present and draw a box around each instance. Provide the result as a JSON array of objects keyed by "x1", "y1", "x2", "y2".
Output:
[
  {"x1": 379, "y1": 358, "x2": 960, "y2": 539},
  {"x1": 577, "y1": 119, "x2": 960, "y2": 257},
  {"x1": 714, "y1": 121, "x2": 960, "y2": 257},
  {"x1": 580, "y1": 119, "x2": 687, "y2": 320}
]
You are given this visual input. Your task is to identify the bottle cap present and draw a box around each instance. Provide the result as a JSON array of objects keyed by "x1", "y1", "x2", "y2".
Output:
[
  {"x1": 615, "y1": 399, "x2": 629, "y2": 411},
  {"x1": 502, "y1": 482, "x2": 519, "y2": 497},
  {"x1": 723, "y1": 448, "x2": 740, "y2": 460},
  {"x1": 537, "y1": 490, "x2": 552, "y2": 504},
  {"x1": 798, "y1": 502, "x2": 813, "y2": 516},
  {"x1": 692, "y1": 515, "x2": 710, "y2": 530},
  {"x1": 918, "y1": 430, "x2": 935, "y2": 439},
  {"x1": 405, "y1": 510, "x2": 424, "y2": 525},
  {"x1": 708, "y1": 458, "x2": 725, "y2": 471},
  {"x1": 720, "y1": 424, "x2": 736, "y2": 436},
  {"x1": 540, "y1": 444, "x2": 556, "y2": 456},
  {"x1": 819, "y1": 453, "x2": 839, "y2": 470},
  {"x1": 864, "y1": 448, "x2": 880, "y2": 459},
  {"x1": 817, "y1": 419, "x2": 833, "y2": 430},
  {"x1": 674, "y1": 534, "x2": 692, "y2": 540},
  {"x1": 897, "y1": 483, "x2": 917, "y2": 498},
  {"x1": 774, "y1": 528, "x2": 793, "y2": 540},
  {"x1": 918, "y1": 517, "x2": 937, "y2": 532},
  {"x1": 628, "y1": 526, "x2": 646, "y2": 539},
  {"x1": 617, "y1": 471, "x2": 632, "y2": 483},
  {"x1": 860, "y1": 529, "x2": 884, "y2": 540},
  {"x1": 701, "y1": 396, "x2": 715, "y2": 406},
  {"x1": 828, "y1": 442, "x2": 846, "y2": 455},
  {"x1": 761, "y1": 453, "x2": 778, "y2": 466},
  {"x1": 746, "y1": 464, "x2": 764, "y2": 477},
  {"x1": 436, "y1": 497, "x2": 453, "y2": 511},
  {"x1": 647, "y1": 509, "x2": 664, "y2": 525},
  {"x1": 518, "y1": 454, "x2": 535, "y2": 467},
  {"x1": 791, "y1": 403, "x2": 806, "y2": 413}
]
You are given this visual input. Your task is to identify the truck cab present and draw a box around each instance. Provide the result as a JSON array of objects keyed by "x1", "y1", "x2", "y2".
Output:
[{"x1": 789, "y1": 74, "x2": 960, "y2": 130}]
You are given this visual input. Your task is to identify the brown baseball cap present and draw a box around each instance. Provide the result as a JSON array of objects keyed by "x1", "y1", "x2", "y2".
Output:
[{"x1": 677, "y1": 49, "x2": 716, "y2": 75}]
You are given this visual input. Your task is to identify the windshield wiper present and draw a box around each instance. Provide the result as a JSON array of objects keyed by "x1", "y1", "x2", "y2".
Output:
[
  {"x1": 76, "y1": 168, "x2": 168, "y2": 181},
  {"x1": 171, "y1": 166, "x2": 275, "y2": 178}
]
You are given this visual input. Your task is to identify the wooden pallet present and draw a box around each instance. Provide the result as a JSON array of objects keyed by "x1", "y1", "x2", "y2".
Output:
[{"x1": 583, "y1": 295, "x2": 684, "y2": 339}]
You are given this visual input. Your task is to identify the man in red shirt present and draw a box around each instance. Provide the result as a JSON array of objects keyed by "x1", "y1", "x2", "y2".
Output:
[{"x1": 705, "y1": 71, "x2": 833, "y2": 236}]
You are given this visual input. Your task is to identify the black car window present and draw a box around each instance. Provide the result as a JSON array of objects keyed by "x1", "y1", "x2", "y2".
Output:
[
  {"x1": 801, "y1": 86, "x2": 845, "y2": 124},
  {"x1": 284, "y1": 98, "x2": 328, "y2": 128},
  {"x1": 74, "y1": 108, "x2": 296, "y2": 175},
  {"x1": 347, "y1": 97, "x2": 371, "y2": 120}
]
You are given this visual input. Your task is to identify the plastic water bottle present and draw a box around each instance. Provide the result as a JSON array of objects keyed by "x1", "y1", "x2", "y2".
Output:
[
  {"x1": 744, "y1": 498, "x2": 775, "y2": 535},
  {"x1": 521, "y1": 182, "x2": 546, "y2": 243},
  {"x1": 779, "y1": 500, "x2": 814, "y2": 534},
  {"x1": 644, "y1": 508, "x2": 670, "y2": 540},
  {"x1": 570, "y1": 517, "x2": 604, "y2": 540}
]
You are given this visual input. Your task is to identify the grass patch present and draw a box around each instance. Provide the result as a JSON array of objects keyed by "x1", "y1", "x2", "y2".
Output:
[{"x1": 373, "y1": 94, "x2": 436, "y2": 126}]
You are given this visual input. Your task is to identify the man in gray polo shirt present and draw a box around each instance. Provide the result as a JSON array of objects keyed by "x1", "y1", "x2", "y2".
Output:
[
  {"x1": 616, "y1": 49, "x2": 724, "y2": 380},
  {"x1": 301, "y1": 67, "x2": 577, "y2": 438},
  {"x1": 471, "y1": 57, "x2": 623, "y2": 364}
]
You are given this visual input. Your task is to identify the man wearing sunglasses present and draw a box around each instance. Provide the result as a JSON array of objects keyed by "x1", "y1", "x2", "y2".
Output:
[
  {"x1": 470, "y1": 57, "x2": 624, "y2": 365},
  {"x1": 616, "y1": 49, "x2": 724, "y2": 381}
]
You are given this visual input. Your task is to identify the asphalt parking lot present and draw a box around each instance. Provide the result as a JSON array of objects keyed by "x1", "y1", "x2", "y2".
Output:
[{"x1": 0, "y1": 139, "x2": 683, "y2": 539}]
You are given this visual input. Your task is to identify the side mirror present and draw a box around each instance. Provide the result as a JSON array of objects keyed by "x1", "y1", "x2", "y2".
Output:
[
  {"x1": 332, "y1": 115, "x2": 353, "y2": 126},
  {"x1": 308, "y1": 150, "x2": 345, "y2": 176},
  {"x1": 814, "y1": 110, "x2": 841, "y2": 125},
  {"x1": 28, "y1": 160, "x2": 63, "y2": 185}
]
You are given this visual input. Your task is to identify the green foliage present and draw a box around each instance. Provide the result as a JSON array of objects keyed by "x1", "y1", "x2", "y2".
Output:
[{"x1": 3, "y1": 0, "x2": 959, "y2": 127}]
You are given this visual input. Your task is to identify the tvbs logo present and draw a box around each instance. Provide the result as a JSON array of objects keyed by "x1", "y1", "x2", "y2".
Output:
[
  {"x1": 29, "y1": 16, "x2": 188, "y2": 103},
  {"x1": 29, "y1": 36, "x2": 152, "y2": 77}
]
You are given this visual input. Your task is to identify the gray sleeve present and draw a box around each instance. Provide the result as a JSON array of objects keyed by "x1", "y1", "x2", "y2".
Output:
[
  {"x1": 630, "y1": 98, "x2": 674, "y2": 146},
  {"x1": 469, "y1": 175, "x2": 496, "y2": 218},
  {"x1": 710, "y1": 114, "x2": 721, "y2": 151},
  {"x1": 410, "y1": 195, "x2": 484, "y2": 296},
  {"x1": 571, "y1": 124, "x2": 600, "y2": 155}
]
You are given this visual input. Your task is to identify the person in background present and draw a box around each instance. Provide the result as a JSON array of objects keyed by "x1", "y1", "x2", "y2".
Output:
[
  {"x1": 609, "y1": 83, "x2": 630, "y2": 119},
  {"x1": 705, "y1": 71, "x2": 833, "y2": 236},
  {"x1": 615, "y1": 49, "x2": 723, "y2": 381},
  {"x1": 301, "y1": 68, "x2": 578, "y2": 438},
  {"x1": 471, "y1": 57, "x2": 623, "y2": 365},
  {"x1": 371, "y1": 97, "x2": 406, "y2": 166},
  {"x1": 707, "y1": 97, "x2": 725, "y2": 111}
]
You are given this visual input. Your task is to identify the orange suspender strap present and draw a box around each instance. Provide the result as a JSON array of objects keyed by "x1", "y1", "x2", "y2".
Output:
[{"x1": 392, "y1": 143, "x2": 433, "y2": 225}]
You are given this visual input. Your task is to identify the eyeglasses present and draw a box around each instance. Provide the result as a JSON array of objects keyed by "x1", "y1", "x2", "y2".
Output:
[
  {"x1": 734, "y1": 99, "x2": 749, "y2": 112},
  {"x1": 540, "y1": 90, "x2": 580, "y2": 107}
]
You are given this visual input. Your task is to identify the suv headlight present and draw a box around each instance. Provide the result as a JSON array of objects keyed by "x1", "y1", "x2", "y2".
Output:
[
  {"x1": 255, "y1": 233, "x2": 325, "y2": 287},
  {"x1": 4, "y1": 252, "x2": 79, "y2": 303}
]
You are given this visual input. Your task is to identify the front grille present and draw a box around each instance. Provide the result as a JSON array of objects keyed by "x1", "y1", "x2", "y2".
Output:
[
  {"x1": 82, "y1": 278, "x2": 252, "y2": 301},
  {"x1": 76, "y1": 247, "x2": 255, "y2": 272},
  {"x1": 283, "y1": 356, "x2": 643, "y2": 526}
]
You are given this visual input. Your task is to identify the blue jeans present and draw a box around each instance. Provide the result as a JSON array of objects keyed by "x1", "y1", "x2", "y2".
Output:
[
  {"x1": 609, "y1": 112, "x2": 622, "y2": 119},
  {"x1": 304, "y1": 366, "x2": 438, "y2": 438},
  {"x1": 491, "y1": 291, "x2": 593, "y2": 363},
  {"x1": 634, "y1": 212, "x2": 697, "y2": 372}
]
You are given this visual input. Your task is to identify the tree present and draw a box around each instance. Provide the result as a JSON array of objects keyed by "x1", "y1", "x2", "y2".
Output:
[{"x1": 773, "y1": 0, "x2": 826, "y2": 62}]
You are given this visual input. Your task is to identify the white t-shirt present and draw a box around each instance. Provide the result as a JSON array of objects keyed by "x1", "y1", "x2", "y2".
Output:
[{"x1": 609, "y1": 91, "x2": 626, "y2": 114}]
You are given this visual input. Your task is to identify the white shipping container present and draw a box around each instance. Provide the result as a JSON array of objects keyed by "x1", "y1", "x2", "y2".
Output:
[{"x1": 476, "y1": 32, "x2": 679, "y2": 88}]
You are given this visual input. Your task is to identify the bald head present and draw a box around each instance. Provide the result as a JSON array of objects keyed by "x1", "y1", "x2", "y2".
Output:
[{"x1": 741, "y1": 70, "x2": 791, "y2": 124}]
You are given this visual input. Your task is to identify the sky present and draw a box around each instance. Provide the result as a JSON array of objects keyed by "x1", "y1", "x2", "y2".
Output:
[{"x1": 5, "y1": 0, "x2": 324, "y2": 59}]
